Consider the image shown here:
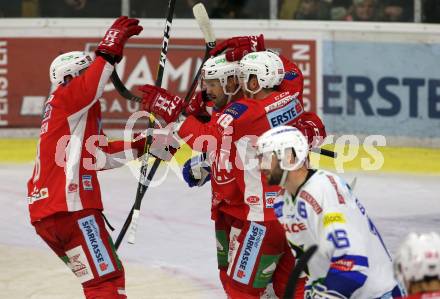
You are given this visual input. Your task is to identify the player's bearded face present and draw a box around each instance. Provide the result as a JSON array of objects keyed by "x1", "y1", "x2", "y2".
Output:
[
  {"x1": 258, "y1": 153, "x2": 284, "y2": 186},
  {"x1": 205, "y1": 79, "x2": 228, "y2": 109}
]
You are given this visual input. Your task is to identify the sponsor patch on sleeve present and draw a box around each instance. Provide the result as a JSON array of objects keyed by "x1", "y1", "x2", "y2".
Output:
[
  {"x1": 327, "y1": 175, "x2": 346, "y2": 204},
  {"x1": 299, "y1": 190, "x2": 322, "y2": 214},
  {"x1": 233, "y1": 222, "x2": 266, "y2": 285},
  {"x1": 323, "y1": 212, "x2": 346, "y2": 227},
  {"x1": 330, "y1": 258, "x2": 354, "y2": 272},
  {"x1": 284, "y1": 71, "x2": 298, "y2": 81},
  {"x1": 224, "y1": 102, "x2": 248, "y2": 119},
  {"x1": 330, "y1": 254, "x2": 369, "y2": 271},
  {"x1": 78, "y1": 215, "x2": 115, "y2": 277}
]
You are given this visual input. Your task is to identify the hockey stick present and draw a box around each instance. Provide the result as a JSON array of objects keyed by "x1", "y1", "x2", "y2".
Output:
[
  {"x1": 115, "y1": 1, "x2": 215, "y2": 249},
  {"x1": 110, "y1": 3, "x2": 215, "y2": 103},
  {"x1": 349, "y1": 177, "x2": 357, "y2": 190},
  {"x1": 111, "y1": 71, "x2": 141, "y2": 102},
  {"x1": 183, "y1": 2, "x2": 217, "y2": 102},
  {"x1": 311, "y1": 147, "x2": 337, "y2": 159},
  {"x1": 283, "y1": 244, "x2": 318, "y2": 299},
  {"x1": 115, "y1": 0, "x2": 176, "y2": 250}
]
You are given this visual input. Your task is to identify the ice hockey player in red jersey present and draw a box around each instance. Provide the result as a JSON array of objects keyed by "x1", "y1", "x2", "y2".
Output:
[
  {"x1": 139, "y1": 35, "x2": 325, "y2": 298},
  {"x1": 394, "y1": 232, "x2": 440, "y2": 299},
  {"x1": 27, "y1": 16, "x2": 144, "y2": 299}
]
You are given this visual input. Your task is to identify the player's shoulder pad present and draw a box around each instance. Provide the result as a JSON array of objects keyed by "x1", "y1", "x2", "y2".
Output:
[{"x1": 223, "y1": 102, "x2": 249, "y2": 119}]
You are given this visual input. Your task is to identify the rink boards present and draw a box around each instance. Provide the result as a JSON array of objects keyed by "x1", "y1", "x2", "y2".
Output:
[{"x1": 1, "y1": 137, "x2": 439, "y2": 174}]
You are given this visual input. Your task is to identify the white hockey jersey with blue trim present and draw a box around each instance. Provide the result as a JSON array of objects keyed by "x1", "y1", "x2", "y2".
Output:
[{"x1": 275, "y1": 169, "x2": 401, "y2": 298}]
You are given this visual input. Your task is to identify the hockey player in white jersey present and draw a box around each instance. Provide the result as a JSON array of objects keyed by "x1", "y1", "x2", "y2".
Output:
[{"x1": 256, "y1": 126, "x2": 405, "y2": 298}]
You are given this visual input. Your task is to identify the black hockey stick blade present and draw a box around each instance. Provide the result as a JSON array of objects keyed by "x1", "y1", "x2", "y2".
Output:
[{"x1": 283, "y1": 244, "x2": 318, "y2": 299}]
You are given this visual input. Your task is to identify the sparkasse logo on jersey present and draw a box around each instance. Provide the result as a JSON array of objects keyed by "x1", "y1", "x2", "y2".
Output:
[
  {"x1": 233, "y1": 222, "x2": 266, "y2": 284},
  {"x1": 78, "y1": 215, "x2": 115, "y2": 277}
]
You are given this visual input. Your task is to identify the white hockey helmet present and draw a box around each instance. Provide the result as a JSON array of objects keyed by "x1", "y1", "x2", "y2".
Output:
[
  {"x1": 257, "y1": 125, "x2": 309, "y2": 172},
  {"x1": 238, "y1": 50, "x2": 285, "y2": 95},
  {"x1": 202, "y1": 54, "x2": 240, "y2": 96},
  {"x1": 394, "y1": 232, "x2": 440, "y2": 289},
  {"x1": 49, "y1": 51, "x2": 93, "y2": 86},
  {"x1": 257, "y1": 126, "x2": 308, "y2": 186}
]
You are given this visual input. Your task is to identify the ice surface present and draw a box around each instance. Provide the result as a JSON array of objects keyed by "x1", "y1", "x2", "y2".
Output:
[{"x1": 0, "y1": 163, "x2": 439, "y2": 298}]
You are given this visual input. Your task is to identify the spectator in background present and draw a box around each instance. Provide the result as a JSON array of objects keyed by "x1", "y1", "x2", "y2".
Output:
[
  {"x1": 22, "y1": 0, "x2": 39, "y2": 17},
  {"x1": 131, "y1": 0, "x2": 207, "y2": 18},
  {"x1": 382, "y1": 0, "x2": 413, "y2": 22},
  {"x1": 279, "y1": 0, "x2": 301, "y2": 19},
  {"x1": 65, "y1": 0, "x2": 87, "y2": 10},
  {"x1": 40, "y1": 0, "x2": 120, "y2": 17},
  {"x1": 295, "y1": 0, "x2": 330, "y2": 20},
  {"x1": 210, "y1": 0, "x2": 249, "y2": 19},
  {"x1": 278, "y1": 0, "x2": 331, "y2": 20},
  {"x1": 241, "y1": 0, "x2": 270, "y2": 19},
  {"x1": 130, "y1": 0, "x2": 168, "y2": 18},
  {"x1": 329, "y1": 0, "x2": 351, "y2": 20},
  {"x1": 346, "y1": 0, "x2": 379, "y2": 21}
]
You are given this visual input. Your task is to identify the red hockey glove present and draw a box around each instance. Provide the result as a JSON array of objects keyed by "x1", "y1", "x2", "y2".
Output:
[
  {"x1": 139, "y1": 84, "x2": 185, "y2": 125},
  {"x1": 96, "y1": 16, "x2": 143, "y2": 63},
  {"x1": 184, "y1": 91, "x2": 206, "y2": 116},
  {"x1": 209, "y1": 34, "x2": 265, "y2": 61},
  {"x1": 295, "y1": 112, "x2": 326, "y2": 149}
]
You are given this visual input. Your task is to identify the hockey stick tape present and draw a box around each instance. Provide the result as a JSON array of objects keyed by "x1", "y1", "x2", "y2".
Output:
[
  {"x1": 192, "y1": 3, "x2": 216, "y2": 44},
  {"x1": 127, "y1": 210, "x2": 140, "y2": 244}
]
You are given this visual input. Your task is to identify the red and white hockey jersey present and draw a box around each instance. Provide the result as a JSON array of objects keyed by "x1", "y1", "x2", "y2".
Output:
[
  {"x1": 213, "y1": 91, "x2": 305, "y2": 222},
  {"x1": 27, "y1": 57, "x2": 145, "y2": 223},
  {"x1": 178, "y1": 56, "x2": 325, "y2": 222},
  {"x1": 180, "y1": 91, "x2": 320, "y2": 222}
]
